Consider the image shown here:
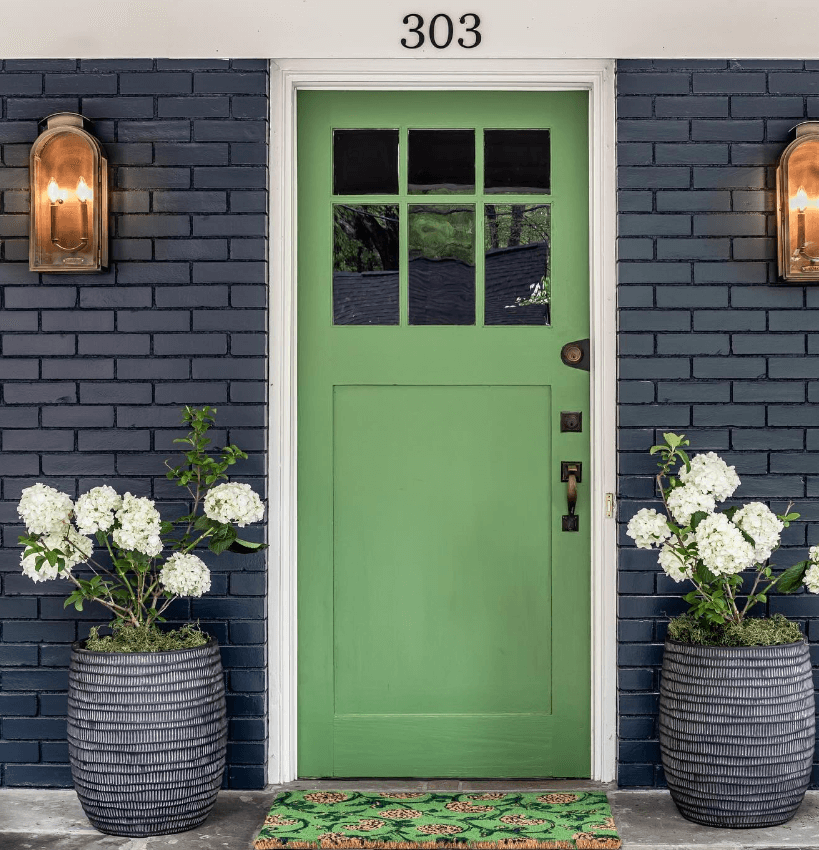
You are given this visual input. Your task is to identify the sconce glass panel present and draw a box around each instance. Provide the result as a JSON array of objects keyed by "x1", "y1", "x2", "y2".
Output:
[
  {"x1": 777, "y1": 122, "x2": 819, "y2": 281},
  {"x1": 30, "y1": 113, "x2": 108, "y2": 273}
]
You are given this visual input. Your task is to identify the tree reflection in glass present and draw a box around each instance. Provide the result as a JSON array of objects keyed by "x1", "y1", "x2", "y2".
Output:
[
  {"x1": 333, "y1": 204, "x2": 400, "y2": 325},
  {"x1": 408, "y1": 205, "x2": 475, "y2": 326},
  {"x1": 484, "y1": 203, "x2": 551, "y2": 326}
]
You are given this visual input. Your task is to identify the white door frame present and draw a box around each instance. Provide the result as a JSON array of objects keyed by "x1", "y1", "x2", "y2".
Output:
[{"x1": 267, "y1": 58, "x2": 618, "y2": 785}]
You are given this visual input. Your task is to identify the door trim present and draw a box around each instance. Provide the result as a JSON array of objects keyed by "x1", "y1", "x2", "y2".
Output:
[{"x1": 268, "y1": 58, "x2": 618, "y2": 784}]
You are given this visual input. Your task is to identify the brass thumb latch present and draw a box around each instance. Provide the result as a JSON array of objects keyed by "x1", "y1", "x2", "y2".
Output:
[{"x1": 561, "y1": 462, "x2": 582, "y2": 532}]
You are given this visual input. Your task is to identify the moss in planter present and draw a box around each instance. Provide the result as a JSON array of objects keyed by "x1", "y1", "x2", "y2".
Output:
[
  {"x1": 668, "y1": 614, "x2": 804, "y2": 647},
  {"x1": 85, "y1": 623, "x2": 210, "y2": 652}
]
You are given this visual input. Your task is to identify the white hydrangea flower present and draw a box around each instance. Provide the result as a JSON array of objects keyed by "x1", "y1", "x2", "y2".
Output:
[
  {"x1": 810, "y1": 545, "x2": 819, "y2": 564},
  {"x1": 17, "y1": 483, "x2": 73, "y2": 536},
  {"x1": 627, "y1": 508, "x2": 672, "y2": 549},
  {"x1": 159, "y1": 552, "x2": 211, "y2": 597},
  {"x1": 74, "y1": 486, "x2": 122, "y2": 535},
  {"x1": 203, "y1": 482, "x2": 264, "y2": 528},
  {"x1": 112, "y1": 493, "x2": 163, "y2": 558},
  {"x1": 732, "y1": 502, "x2": 783, "y2": 564},
  {"x1": 805, "y1": 563, "x2": 819, "y2": 594},
  {"x1": 658, "y1": 540, "x2": 695, "y2": 583},
  {"x1": 666, "y1": 484, "x2": 716, "y2": 527},
  {"x1": 694, "y1": 513, "x2": 755, "y2": 577},
  {"x1": 679, "y1": 452, "x2": 740, "y2": 502},
  {"x1": 21, "y1": 528, "x2": 93, "y2": 583}
]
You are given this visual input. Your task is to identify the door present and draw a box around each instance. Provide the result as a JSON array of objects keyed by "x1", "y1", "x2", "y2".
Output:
[{"x1": 297, "y1": 90, "x2": 590, "y2": 777}]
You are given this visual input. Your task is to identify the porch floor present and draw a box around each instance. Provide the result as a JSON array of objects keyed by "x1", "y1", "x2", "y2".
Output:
[{"x1": 1, "y1": 785, "x2": 818, "y2": 849}]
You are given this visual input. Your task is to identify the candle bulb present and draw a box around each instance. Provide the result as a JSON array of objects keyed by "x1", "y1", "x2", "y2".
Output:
[
  {"x1": 796, "y1": 185, "x2": 808, "y2": 252},
  {"x1": 47, "y1": 178, "x2": 61, "y2": 245},
  {"x1": 76, "y1": 177, "x2": 92, "y2": 243}
]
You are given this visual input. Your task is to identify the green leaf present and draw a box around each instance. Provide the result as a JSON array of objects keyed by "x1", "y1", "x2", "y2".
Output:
[
  {"x1": 208, "y1": 525, "x2": 238, "y2": 555},
  {"x1": 663, "y1": 432, "x2": 681, "y2": 449},
  {"x1": 690, "y1": 511, "x2": 709, "y2": 530},
  {"x1": 777, "y1": 561, "x2": 810, "y2": 594},
  {"x1": 228, "y1": 539, "x2": 268, "y2": 554},
  {"x1": 739, "y1": 529, "x2": 757, "y2": 548}
]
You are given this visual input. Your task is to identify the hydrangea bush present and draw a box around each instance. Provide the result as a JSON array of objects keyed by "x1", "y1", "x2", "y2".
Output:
[
  {"x1": 627, "y1": 432, "x2": 816, "y2": 627},
  {"x1": 17, "y1": 406, "x2": 264, "y2": 631}
]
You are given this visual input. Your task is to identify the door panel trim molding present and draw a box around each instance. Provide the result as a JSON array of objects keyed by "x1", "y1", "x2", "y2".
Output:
[{"x1": 268, "y1": 58, "x2": 618, "y2": 784}]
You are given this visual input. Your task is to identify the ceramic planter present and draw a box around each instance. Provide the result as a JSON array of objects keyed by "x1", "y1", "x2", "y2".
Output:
[
  {"x1": 660, "y1": 639, "x2": 815, "y2": 828},
  {"x1": 67, "y1": 638, "x2": 227, "y2": 837}
]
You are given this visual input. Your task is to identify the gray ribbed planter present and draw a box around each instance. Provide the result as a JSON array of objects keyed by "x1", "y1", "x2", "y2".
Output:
[
  {"x1": 67, "y1": 638, "x2": 227, "y2": 837},
  {"x1": 660, "y1": 639, "x2": 815, "y2": 828}
]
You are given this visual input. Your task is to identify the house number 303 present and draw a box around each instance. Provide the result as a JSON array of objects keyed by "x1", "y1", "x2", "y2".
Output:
[{"x1": 401, "y1": 13, "x2": 482, "y2": 49}]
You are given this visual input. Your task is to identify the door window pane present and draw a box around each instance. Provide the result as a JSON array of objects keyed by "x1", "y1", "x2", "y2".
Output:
[
  {"x1": 333, "y1": 204, "x2": 399, "y2": 325},
  {"x1": 409, "y1": 205, "x2": 475, "y2": 326},
  {"x1": 484, "y1": 129, "x2": 551, "y2": 194},
  {"x1": 408, "y1": 129, "x2": 475, "y2": 194},
  {"x1": 333, "y1": 130, "x2": 399, "y2": 195},
  {"x1": 484, "y1": 204, "x2": 550, "y2": 326}
]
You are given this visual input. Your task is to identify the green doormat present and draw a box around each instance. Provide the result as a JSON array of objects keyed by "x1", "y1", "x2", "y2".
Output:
[{"x1": 254, "y1": 791, "x2": 621, "y2": 849}]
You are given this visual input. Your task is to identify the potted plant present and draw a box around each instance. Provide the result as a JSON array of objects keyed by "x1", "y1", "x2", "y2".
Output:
[
  {"x1": 627, "y1": 433, "x2": 817, "y2": 829},
  {"x1": 16, "y1": 406, "x2": 265, "y2": 838}
]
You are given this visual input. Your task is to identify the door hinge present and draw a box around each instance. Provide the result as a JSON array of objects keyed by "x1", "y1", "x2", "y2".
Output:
[{"x1": 605, "y1": 493, "x2": 616, "y2": 518}]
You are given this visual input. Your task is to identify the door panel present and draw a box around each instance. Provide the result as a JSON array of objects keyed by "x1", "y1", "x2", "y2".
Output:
[
  {"x1": 298, "y1": 90, "x2": 590, "y2": 777},
  {"x1": 333, "y1": 384, "x2": 552, "y2": 716}
]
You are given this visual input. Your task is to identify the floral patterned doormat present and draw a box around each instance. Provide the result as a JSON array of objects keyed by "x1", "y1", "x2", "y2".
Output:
[{"x1": 254, "y1": 790, "x2": 621, "y2": 849}]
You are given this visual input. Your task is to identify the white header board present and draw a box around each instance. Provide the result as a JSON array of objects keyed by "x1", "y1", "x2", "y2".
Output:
[{"x1": 0, "y1": 0, "x2": 813, "y2": 59}]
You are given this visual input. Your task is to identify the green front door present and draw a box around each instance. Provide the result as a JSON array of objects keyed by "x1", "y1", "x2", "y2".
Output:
[{"x1": 297, "y1": 90, "x2": 590, "y2": 778}]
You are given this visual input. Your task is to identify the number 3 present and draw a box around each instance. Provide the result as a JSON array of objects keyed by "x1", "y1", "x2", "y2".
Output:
[
  {"x1": 458, "y1": 13, "x2": 481, "y2": 48},
  {"x1": 401, "y1": 13, "x2": 425, "y2": 49}
]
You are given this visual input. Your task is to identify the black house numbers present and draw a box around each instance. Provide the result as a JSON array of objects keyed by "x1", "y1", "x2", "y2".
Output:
[{"x1": 401, "y1": 14, "x2": 481, "y2": 49}]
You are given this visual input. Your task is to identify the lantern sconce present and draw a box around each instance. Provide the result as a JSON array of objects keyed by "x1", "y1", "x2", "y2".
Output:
[
  {"x1": 776, "y1": 121, "x2": 819, "y2": 282},
  {"x1": 29, "y1": 113, "x2": 108, "y2": 273}
]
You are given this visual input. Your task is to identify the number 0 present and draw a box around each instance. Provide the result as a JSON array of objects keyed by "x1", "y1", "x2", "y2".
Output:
[{"x1": 429, "y1": 13, "x2": 454, "y2": 49}]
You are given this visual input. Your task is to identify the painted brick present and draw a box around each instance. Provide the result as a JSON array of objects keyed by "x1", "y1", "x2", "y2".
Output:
[
  {"x1": 691, "y1": 120, "x2": 765, "y2": 142},
  {"x1": 655, "y1": 143, "x2": 728, "y2": 165},
  {"x1": 731, "y1": 97, "x2": 803, "y2": 120},
  {"x1": 618, "y1": 73, "x2": 690, "y2": 95},
  {"x1": 120, "y1": 72, "x2": 193, "y2": 94},
  {"x1": 117, "y1": 167, "x2": 190, "y2": 190},
  {"x1": 0, "y1": 62, "x2": 269, "y2": 792},
  {"x1": 656, "y1": 190, "x2": 731, "y2": 212},
  {"x1": 693, "y1": 72, "x2": 766, "y2": 93},
  {"x1": 195, "y1": 120, "x2": 267, "y2": 142},
  {"x1": 655, "y1": 97, "x2": 728, "y2": 118},
  {"x1": 769, "y1": 72, "x2": 819, "y2": 93},
  {"x1": 158, "y1": 96, "x2": 230, "y2": 118},
  {"x1": 617, "y1": 135, "x2": 668, "y2": 167}
]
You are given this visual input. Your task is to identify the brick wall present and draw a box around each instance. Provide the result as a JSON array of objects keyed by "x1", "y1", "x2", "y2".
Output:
[
  {"x1": 617, "y1": 59, "x2": 819, "y2": 787},
  {"x1": 0, "y1": 59, "x2": 268, "y2": 788}
]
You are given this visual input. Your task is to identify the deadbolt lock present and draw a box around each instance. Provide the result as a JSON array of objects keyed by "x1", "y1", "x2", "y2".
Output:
[
  {"x1": 560, "y1": 338, "x2": 590, "y2": 371},
  {"x1": 560, "y1": 411, "x2": 582, "y2": 433}
]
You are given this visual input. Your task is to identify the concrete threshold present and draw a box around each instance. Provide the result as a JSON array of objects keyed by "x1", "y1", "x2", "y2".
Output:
[{"x1": 1, "y1": 787, "x2": 818, "y2": 849}]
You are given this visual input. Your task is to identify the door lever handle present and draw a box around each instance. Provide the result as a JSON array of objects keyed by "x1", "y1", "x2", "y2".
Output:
[{"x1": 561, "y1": 462, "x2": 582, "y2": 532}]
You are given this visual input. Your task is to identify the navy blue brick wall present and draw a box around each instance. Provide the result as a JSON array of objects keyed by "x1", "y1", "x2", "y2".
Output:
[
  {"x1": 617, "y1": 59, "x2": 819, "y2": 788},
  {"x1": 0, "y1": 59, "x2": 268, "y2": 789}
]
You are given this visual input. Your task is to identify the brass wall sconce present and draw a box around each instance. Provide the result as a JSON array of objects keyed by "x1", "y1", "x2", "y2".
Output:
[
  {"x1": 776, "y1": 121, "x2": 819, "y2": 282},
  {"x1": 29, "y1": 113, "x2": 108, "y2": 273}
]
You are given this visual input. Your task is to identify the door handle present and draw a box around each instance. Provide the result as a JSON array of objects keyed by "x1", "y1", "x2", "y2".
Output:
[{"x1": 561, "y1": 462, "x2": 582, "y2": 532}]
